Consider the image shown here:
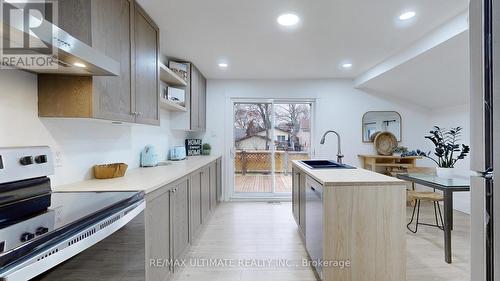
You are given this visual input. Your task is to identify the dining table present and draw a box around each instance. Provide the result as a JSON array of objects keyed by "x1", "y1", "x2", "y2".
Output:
[{"x1": 396, "y1": 173, "x2": 470, "y2": 264}]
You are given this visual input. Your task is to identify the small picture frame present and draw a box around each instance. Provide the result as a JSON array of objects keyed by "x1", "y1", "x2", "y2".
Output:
[
  {"x1": 169, "y1": 61, "x2": 189, "y2": 82},
  {"x1": 160, "y1": 82, "x2": 168, "y2": 100},
  {"x1": 168, "y1": 87, "x2": 185, "y2": 106},
  {"x1": 185, "y1": 139, "x2": 202, "y2": 156}
]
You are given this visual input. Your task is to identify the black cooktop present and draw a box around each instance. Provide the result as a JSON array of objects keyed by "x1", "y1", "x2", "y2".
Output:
[{"x1": 0, "y1": 191, "x2": 143, "y2": 270}]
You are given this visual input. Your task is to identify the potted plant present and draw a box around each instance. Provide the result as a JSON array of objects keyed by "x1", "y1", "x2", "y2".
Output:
[
  {"x1": 392, "y1": 146, "x2": 409, "y2": 156},
  {"x1": 202, "y1": 143, "x2": 211, "y2": 155},
  {"x1": 417, "y1": 126, "x2": 470, "y2": 178}
]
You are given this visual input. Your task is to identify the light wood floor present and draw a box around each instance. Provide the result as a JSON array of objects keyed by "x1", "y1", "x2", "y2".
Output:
[
  {"x1": 406, "y1": 201, "x2": 470, "y2": 281},
  {"x1": 235, "y1": 174, "x2": 292, "y2": 193},
  {"x1": 173, "y1": 202, "x2": 470, "y2": 281}
]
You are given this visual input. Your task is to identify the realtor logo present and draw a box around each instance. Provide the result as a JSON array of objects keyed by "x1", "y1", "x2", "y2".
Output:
[{"x1": 0, "y1": 0, "x2": 58, "y2": 69}]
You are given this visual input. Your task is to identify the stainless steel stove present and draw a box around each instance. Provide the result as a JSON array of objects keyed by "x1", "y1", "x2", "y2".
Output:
[{"x1": 0, "y1": 147, "x2": 145, "y2": 281}]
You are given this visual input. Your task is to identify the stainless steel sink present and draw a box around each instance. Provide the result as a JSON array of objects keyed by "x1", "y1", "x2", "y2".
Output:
[{"x1": 300, "y1": 160, "x2": 356, "y2": 169}]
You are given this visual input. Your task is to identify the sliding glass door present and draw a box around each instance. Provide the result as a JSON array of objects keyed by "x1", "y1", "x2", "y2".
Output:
[
  {"x1": 231, "y1": 100, "x2": 312, "y2": 198},
  {"x1": 233, "y1": 102, "x2": 274, "y2": 194}
]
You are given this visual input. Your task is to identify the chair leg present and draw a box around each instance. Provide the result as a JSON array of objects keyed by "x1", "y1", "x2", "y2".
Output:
[
  {"x1": 436, "y1": 202, "x2": 444, "y2": 230},
  {"x1": 407, "y1": 199, "x2": 421, "y2": 233},
  {"x1": 433, "y1": 202, "x2": 439, "y2": 226}
]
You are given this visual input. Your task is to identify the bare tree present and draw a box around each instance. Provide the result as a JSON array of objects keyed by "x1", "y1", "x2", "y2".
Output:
[
  {"x1": 234, "y1": 104, "x2": 265, "y2": 134},
  {"x1": 234, "y1": 103, "x2": 309, "y2": 151},
  {"x1": 275, "y1": 104, "x2": 310, "y2": 136},
  {"x1": 257, "y1": 104, "x2": 272, "y2": 150},
  {"x1": 234, "y1": 103, "x2": 271, "y2": 149}
]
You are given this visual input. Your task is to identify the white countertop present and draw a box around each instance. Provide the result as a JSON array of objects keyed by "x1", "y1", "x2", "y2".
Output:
[
  {"x1": 53, "y1": 155, "x2": 221, "y2": 194},
  {"x1": 292, "y1": 160, "x2": 404, "y2": 186}
]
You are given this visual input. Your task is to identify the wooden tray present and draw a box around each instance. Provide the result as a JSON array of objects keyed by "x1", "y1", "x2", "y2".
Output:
[
  {"x1": 94, "y1": 163, "x2": 128, "y2": 179},
  {"x1": 374, "y1": 132, "x2": 398, "y2": 156}
]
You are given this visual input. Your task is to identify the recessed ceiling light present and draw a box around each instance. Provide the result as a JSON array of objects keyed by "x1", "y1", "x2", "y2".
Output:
[
  {"x1": 218, "y1": 63, "x2": 228, "y2": 69},
  {"x1": 399, "y1": 11, "x2": 416, "y2": 21},
  {"x1": 277, "y1": 13, "x2": 300, "y2": 26},
  {"x1": 341, "y1": 63, "x2": 353, "y2": 69},
  {"x1": 73, "y1": 62, "x2": 86, "y2": 68}
]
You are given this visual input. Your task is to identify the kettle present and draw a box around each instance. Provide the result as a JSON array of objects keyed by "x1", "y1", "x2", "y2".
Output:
[{"x1": 140, "y1": 145, "x2": 159, "y2": 167}]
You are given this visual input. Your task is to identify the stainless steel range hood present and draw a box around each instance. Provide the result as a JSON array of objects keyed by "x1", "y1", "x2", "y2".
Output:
[{"x1": 0, "y1": 11, "x2": 120, "y2": 76}]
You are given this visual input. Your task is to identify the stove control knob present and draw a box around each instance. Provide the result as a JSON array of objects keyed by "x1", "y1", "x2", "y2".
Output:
[
  {"x1": 19, "y1": 156, "x2": 34, "y2": 166},
  {"x1": 20, "y1": 232, "x2": 35, "y2": 242},
  {"x1": 35, "y1": 155, "x2": 48, "y2": 164},
  {"x1": 36, "y1": 227, "x2": 49, "y2": 235}
]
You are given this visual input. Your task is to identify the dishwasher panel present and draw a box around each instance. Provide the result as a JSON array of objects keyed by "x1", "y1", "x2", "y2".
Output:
[{"x1": 305, "y1": 176, "x2": 323, "y2": 280}]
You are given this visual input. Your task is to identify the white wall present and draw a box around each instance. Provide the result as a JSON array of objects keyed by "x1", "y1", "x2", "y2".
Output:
[
  {"x1": 201, "y1": 79, "x2": 436, "y2": 201},
  {"x1": 428, "y1": 104, "x2": 471, "y2": 213},
  {"x1": 0, "y1": 70, "x2": 187, "y2": 187},
  {"x1": 203, "y1": 79, "x2": 432, "y2": 164}
]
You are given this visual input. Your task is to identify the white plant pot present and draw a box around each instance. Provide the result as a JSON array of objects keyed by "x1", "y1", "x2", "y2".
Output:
[{"x1": 436, "y1": 167, "x2": 455, "y2": 179}]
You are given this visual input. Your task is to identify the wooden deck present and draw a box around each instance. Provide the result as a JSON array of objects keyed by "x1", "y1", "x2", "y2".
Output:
[{"x1": 235, "y1": 173, "x2": 292, "y2": 193}]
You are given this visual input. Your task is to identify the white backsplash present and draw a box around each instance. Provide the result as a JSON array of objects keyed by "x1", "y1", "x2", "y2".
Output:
[{"x1": 0, "y1": 70, "x2": 187, "y2": 186}]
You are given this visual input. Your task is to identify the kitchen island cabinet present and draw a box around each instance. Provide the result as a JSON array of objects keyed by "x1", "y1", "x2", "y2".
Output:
[
  {"x1": 292, "y1": 161, "x2": 406, "y2": 281},
  {"x1": 292, "y1": 167, "x2": 306, "y2": 238}
]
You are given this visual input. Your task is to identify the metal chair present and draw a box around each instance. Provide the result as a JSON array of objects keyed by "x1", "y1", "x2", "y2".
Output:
[{"x1": 405, "y1": 167, "x2": 444, "y2": 233}]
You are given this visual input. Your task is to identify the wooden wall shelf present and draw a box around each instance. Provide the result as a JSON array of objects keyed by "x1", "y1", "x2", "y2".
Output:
[
  {"x1": 159, "y1": 63, "x2": 187, "y2": 87},
  {"x1": 160, "y1": 98, "x2": 187, "y2": 112}
]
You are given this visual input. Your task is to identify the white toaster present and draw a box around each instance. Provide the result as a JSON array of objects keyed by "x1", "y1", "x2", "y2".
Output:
[{"x1": 169, "y1": 146, "x2": 186, "y2": 161}]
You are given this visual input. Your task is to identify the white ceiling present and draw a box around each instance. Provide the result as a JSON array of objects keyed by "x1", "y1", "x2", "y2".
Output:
[
  {"x1": 137, "y1": 0, "x2": 468, "y2": 79},
  {"x1": 356, "y1": 31, "x2": 469, "y2": 109}
]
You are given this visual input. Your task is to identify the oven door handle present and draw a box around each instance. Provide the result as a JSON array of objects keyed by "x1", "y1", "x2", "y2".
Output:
[{"x1": 0, "y1": 201, "x2": 145, "y2": 281}]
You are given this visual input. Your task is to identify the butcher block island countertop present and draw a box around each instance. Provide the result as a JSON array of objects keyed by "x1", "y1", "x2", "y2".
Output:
[
  {"x1": 291, "y1": 160, "x2": 407, "y2": 281},
  {"x1": 53, "y1": 155, "x2": 222, "y2": 194},
  {"x1": 292, "y1": 160, "x2": 404, "y2": 186}
]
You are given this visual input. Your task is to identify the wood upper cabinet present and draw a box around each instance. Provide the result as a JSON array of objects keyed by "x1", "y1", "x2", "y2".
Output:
[
  {"x1": 93, "y1": 0, "x2": 134, "y2": 122},
  {"x1": 190, "y1": 64, "x2": 207, "y2": 131},
  {"x1": 171, "y1": 63, "x2": 206, "y2": 131},
  {"x1": 57, "y1": 0, "x2": 92, "y2": 45},
  {"x1": 133, "y1": 2, "x2": 160, "y2": 125},
  {"x1": 199, "y1": 70, "x2": 207, "y2": 131},
  {"x1": 38, "y1": 0, "x2": 159, "y2": 126},
  {"x1": 189, "y1": 64, "x2": 200, "y2": 130}
]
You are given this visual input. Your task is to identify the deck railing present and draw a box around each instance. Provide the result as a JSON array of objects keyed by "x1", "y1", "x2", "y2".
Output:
[{"x1": 235, "y1": 150, "x2": 310, "y2": 175}]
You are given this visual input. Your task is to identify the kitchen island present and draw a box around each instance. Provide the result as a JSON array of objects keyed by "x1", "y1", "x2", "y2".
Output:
[{"x1": 292, "y1": 160, "x2": 407, "y2": 281}]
